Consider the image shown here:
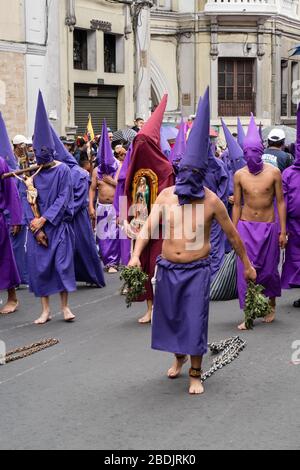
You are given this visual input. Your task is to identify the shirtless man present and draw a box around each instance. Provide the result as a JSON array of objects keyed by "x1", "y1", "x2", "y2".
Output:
[
  {"x1": 232, "y1": 115, "x2": 287, "y2": 330},
  {"x1": 129, "y1": 186, "x2": 255, "y2": 395},
  {"x1": 89, "y1": 122, "x2": 121, "y2": 273},
  {"x1": 129, "y1": 90, "x2": 256, "y2": 395}
]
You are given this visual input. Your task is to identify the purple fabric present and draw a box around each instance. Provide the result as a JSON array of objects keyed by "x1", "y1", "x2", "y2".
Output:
[
  {"x1": 51, "y1": 126, "x2": 78, "y2": 168},
  {"x1": 237, "y1": 118, "x2": 245, "y2": 150},
  {"x1": 23, "y1": 163, "x2": 76, "y2": 297},
  {"x1": 204, "y1": 149, "x2": 229, "y2": 278},
  {"x1": 33, "y1": 91, "x2": 56, "y2": 165},
  {"x1": 175, "y1": 88, "x2": 210, "y2": 205},
  {"x1": 244, "y1": 115, "x2": 264, "y2": 175},
  {"x1": 96, "y1": 203, "x2": 120, "y2": 268},
  {"x1": 160, "y1": 128, "x2": 171, "y2": 159},
  {"x1": 237, "y1": 221, "x2": 281, "y2": 308},
  {"x1": 0, "y1": 113, "x2": 18, "y2": 170},
  {"x1": 71, "y1": 166, "x2": 105, "y2": 287},
  {"x1": 294, "y1": 104, "x2": 300, "y2": 167},
  {"x1": 97, "y1": 120, "x2": 119, "y2": 179},
  {"x1": 281, "y1": 164, "x2": 300, "y2": 288},
  {"x1": 152, "y1": 256, "x2": 211, "y2": 357},
  {"x1": 0, "y1": 158, "x2": 22, "y2": 289},
  {"x1": 113, "y1": 146, "x2": 133, "y2": 266},
  {"x1": 10, "y1": 226, "x2": 29, "y2": 285},
  {"x1": 170, "y1": 119, "x2": 187, "y2": 172},
  {"x1": 222, "y1": 119, "x2": 246, "y2": 174}
]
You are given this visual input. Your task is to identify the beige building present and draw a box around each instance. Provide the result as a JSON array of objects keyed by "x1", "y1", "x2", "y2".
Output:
[
  {"x1": 1, "y1": 0, "x2": 300, "y2": 139},
  {"x1": 151, "y1": 0, "x2": 300, "y2": 134}
]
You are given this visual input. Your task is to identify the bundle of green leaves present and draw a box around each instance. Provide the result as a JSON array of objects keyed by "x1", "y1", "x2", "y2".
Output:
[
  {"x1": 120, "y1": 267, "x2": 149, "y2": 308},
  {"x1": 244, "y1": 281, "x2": 272, "y2": 330}
]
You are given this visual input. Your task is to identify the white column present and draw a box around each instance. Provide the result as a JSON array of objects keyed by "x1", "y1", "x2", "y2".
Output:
[{"x1": 135, "y1": 1, "x2": 152, "y2": 120}]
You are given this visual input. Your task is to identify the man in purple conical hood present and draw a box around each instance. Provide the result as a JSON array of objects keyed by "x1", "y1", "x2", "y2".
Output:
[
  {"x1": 281, "y1": 104, "x2": 300, "y2": 305},
  {"x1": 128, "y1": 87, "x2": 256, "y2": 395},
  {"x1": 23, "y1": 91, "x2": 76, "y2": 325},
  {"x1": 233, "y1": 114, "x2": 287, "y2": 330},
  {"x1": 89, "y1": 120, "x2": 121, "y2": 273}
]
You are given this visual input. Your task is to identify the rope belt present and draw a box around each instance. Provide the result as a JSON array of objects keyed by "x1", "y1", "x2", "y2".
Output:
[{"x1": 2, "y1": 338, "x2": 59, "y2": 364}]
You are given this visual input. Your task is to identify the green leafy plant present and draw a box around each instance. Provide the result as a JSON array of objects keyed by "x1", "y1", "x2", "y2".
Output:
[
  {"x1": 120, "y1": 267, "x2": 149, "y2": 308},
  {"x1": 244, "y1": 281, "x2": 272, "y2": 330}
]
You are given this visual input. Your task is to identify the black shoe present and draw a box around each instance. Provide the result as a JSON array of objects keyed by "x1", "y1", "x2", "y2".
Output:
[{"x1": 293, "y1": 299, "x2": 300, "y2": 308}]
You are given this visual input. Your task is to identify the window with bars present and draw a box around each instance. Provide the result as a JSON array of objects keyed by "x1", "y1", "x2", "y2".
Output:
[{"x1": 218, "y1": 58, "x2": 255, "y2": 116}]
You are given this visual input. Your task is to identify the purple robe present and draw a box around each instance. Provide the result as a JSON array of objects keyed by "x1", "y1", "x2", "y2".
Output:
[
  {"x1": 71, "y1": 166, "x2": 105, "y2": 287},
  {"x1": 204, "y1": 156, "x2": 229, "y2": 279},
  {"x1": 96, "y1": 204, "x2": 120, "y2": 268},
  {"x1": 237, "y1": 221, "x2": 281, "y2": 308},
  {"x1": 23, "y1": 163, "x2": 76, "y2": 297},
  {"x1": 281, "y1": 167, "x2": 300, "y2": 288},
  {"x1": 114, "y1": 150, "x2": 132, "y2": 266},
  {"x1": 0, "y1": 158, "x2": 22, "y2": 290},
  {"x1": 152, "y1": 256, "x2": 211, "y2": 357}
]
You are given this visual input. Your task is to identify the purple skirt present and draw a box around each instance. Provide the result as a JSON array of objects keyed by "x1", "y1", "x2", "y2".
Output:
[
  {"x1": 282, "y1": 218, "x2": 300, "y2": 289},
  {"x1": 237, "y1": 220, "x2": 281, "y2": 308},
  {"x1": 152, "y1": 256, "x2": 211, "y2": 357},
  {"x1": 0, "y1": 213, "x2": 20, "y2": 290}
]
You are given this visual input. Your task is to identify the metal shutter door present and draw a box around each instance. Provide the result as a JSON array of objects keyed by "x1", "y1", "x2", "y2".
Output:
[{"x1": 74, "y1": 84, "x2": 118, "y2": 135}]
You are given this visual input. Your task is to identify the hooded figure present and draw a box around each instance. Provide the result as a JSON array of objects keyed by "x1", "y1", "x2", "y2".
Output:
[
  {"x1": 0, "y1": 113, "x2": 29, "y2": 285},
  {"x1": 243, "y1": 114, "x2": 264, "y2": 175},
  {"x1": 170, "y1": 119, "x2": 187, "y2": 174},
  {"x1": 95, "y1": 120, "x2": 121, "y2": 270},
  {"x1": 282, "y1": 104, "x2": 300, "y2": 292},
  {"x1": 151, "y1": 87, "x2": 216, "y2": 361},
  {"x1": 97, "y1": 120, "x2": 119, "y2": 179},
  {"x1": 0, "y1": 157, "x2": 22, "y2": 293},
  {"x1": 51, "y1": 126, "x2": 105, "y2": 288},
  {"x1": 22, "y1": 90, "x2": 76, "y2": 298},
  {"x1": 125, "y1": 94, "x2": 174, "y2": 314},
  {"x1": 237, "y1": 117, "x2": 246, "y2": 150},
  {"x1": 175, "y1": 88, "x2": 210, "y2": 206},
  {"x1": 222, "y1": 119, "x2": 246, "y2": 175},
  {"x1": 236, "y1": 114, "x2": 282, "y2": 310},
  {"x1": 113, "y1": 144, "x2": 133, "y2": 266}
]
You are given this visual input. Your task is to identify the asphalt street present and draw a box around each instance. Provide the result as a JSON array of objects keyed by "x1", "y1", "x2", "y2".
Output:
[{"x1": 0, "y1": 275, "x2": 299, "y2": 450}]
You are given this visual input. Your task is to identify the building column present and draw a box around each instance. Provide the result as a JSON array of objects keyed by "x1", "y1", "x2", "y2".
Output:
[
  {"x1": 210, "y1": 17, "x2": 219, "y2": 121},
  {"x1": 134, "y1": 1, "x2": 152, "y2": 119}
]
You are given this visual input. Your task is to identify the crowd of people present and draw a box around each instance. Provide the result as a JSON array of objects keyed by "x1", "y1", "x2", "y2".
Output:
[{"x1": 1, "y1": 86, "x2": 300, "y2": 395}]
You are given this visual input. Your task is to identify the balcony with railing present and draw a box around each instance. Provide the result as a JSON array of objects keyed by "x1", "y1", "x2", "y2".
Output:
[{"x1": 205, "y1": 0, "x2": 299, "y2": 17}]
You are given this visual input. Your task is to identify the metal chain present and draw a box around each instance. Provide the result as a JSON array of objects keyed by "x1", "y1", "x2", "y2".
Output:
[
  {"x1": 202, "y1": 336, "x2": 246, "y2": 382},
  {"x1": 3, "y1": 339, "x2": 59, "y2": 364}
]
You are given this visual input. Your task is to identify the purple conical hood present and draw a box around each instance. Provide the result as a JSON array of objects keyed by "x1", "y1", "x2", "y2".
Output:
[
  {"x1": 237, "y1": 118, "x2": 245, "y2": 149},
  {"x1": 222, "y1": 119, "x2": 246, "y2": 173},
  {"x1": 179, "y1": 87, "x2": 210, "y2": 171},
  {"x1": 295, "y1": 104, "x2": 300, "y2": 167},
  {"x1": 160, "y1": 128, "x2": 171, "y2": 159},
  {"x1": 244, "y1": 114, "x2": 264, "y2": 175},
  {"x1": 50, "y1": 125, "x2": 78, "y2": 168},
  {"x1": 170, "y1": 119, "x2": 187, "y2": 167},
  {"x1": 33, "y1": 91, "x2": 56, "y2": 165},
  {"x1": 97, "y1": 120, "x2": 119, "y2": 177},
  {"x1": 175, "y1": 87, "x2": 210, "y2": 205},
  {"x1": 0, "y1": 112, "x2": 17, "y2": 170}
]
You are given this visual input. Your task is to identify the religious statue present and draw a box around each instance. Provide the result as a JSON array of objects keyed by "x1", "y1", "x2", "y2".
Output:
[{"x1": 126, "y1": 176, "x2": 150, "y2": 240}]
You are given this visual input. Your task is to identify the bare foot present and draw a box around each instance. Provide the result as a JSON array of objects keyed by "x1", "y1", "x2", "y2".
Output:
[
  {"x1": 189, "y1": 377, "x2": 204, "y2": 395},
  {"x1": 238, "y1": 322, "x2": 248, "y2": 331},
  {"x1": 263, "y1": 307, "x2": 275, "y2": 324},
  {"x1": 168, "y1": 356, "x2": 188, "y2": 379},
  {"x1": 63, "y1": 307, "x2": 75, "y2": 323},
  {"x1": 138, "y1": 311, "x2": 152, "y2": 325},
  {"x1": 35, "y1": 312, "x2": 52, "y2": 325},
  {"x1": 0, "y1": 300, "x2": 19, "y2": 315},
  {"x1": 108, "y1": 267, "x2": 118, "y2": 274}
]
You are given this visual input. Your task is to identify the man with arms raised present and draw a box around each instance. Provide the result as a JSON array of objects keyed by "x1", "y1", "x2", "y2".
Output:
[
  {"x1": 129, "y1": 89, "x2": 256, "y2": 395},
  {"x1": 233, "y1": 115, "x2": 287, "y2": 330}
]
